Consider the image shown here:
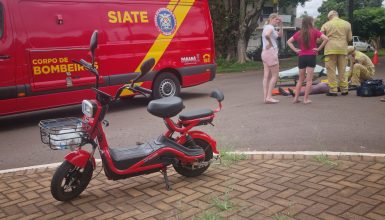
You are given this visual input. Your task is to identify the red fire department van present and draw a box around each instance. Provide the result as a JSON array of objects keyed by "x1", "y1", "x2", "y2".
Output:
[{"x1": 0, "y1": 0, "x2": 216, "y2": 116}]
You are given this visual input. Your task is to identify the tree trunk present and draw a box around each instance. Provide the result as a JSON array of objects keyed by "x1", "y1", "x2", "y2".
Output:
[
  {"x1": 237, "y1": 0, "x2": 247, "y2": 63},
  {"x1": 237, "y1": 38, "x2": 247, "y2": 63},
  {"x1": 226, "y1": 47, "x2": 233, "y2": 61},
  {"x1": 236, "y1": 0, "x2": 265, "y2": 63},
  {"x1": 370, "y1": 36, "x2": 381, "y2": 50}
]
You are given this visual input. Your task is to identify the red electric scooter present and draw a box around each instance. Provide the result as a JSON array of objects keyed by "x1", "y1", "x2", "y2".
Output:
[{"x1": 39, "y1": 31, "x2": 223, "y2": 201}]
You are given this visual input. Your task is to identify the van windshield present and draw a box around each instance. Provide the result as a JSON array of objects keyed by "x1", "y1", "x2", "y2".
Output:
[{"x1": 0, "y1": 4, "x2": 3, "y2": 38}]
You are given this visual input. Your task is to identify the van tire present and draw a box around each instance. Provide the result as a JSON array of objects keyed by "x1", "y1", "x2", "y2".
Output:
[{"x1": 152, "y1": 73, "x2": 180, "y2": 99}]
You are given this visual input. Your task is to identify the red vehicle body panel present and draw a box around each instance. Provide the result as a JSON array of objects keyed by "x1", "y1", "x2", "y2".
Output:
[
  {"x1": 0, "y1": 0, "x2": 216, "y2": 116},
  {"x1": 65, "y1": 149, "x2": 96, "y2": 169}
]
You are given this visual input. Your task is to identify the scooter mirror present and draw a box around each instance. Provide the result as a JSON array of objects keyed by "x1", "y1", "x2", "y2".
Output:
[
  {"x1": 210, "y1": 90, "x2": 224, "y2": 102},
  {"x1": 133, "y1": 58, "x2": 155, "y2": 83},
  {"x1": 90, "y1": 30, "x2": 98, "y2": 66}
]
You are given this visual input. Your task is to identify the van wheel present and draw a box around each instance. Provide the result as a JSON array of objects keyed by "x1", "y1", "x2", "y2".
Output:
[{"x1": 152, "y1": 73, "x2": 180, "y2": 99}]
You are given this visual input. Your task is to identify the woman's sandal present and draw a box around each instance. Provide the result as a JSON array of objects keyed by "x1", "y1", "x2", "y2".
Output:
[{"x1": 265, "y1": 98, "x2": 279, "y2": 104}]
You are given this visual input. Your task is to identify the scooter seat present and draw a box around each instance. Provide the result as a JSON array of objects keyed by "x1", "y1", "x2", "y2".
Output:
[
  {"x1": 147, "y1": 97, "x2": 184, "y2": 118},
  {"x1": 109, "y1": 142, "x2": 158, "y2": 170},
  {"x1": 108, "y1": 136, "x2": 204, "y2": 170},
  {"x1": 179, "y1": 108, "x2": 213, "y2": 121}
]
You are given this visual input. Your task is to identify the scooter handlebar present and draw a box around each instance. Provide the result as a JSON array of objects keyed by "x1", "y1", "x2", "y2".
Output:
[
  {"x1": 73, "y1": 59, "x2": 98, "y2": 76},
  {"x1": 114, "y1": 85, "x2": 151, "y2": 100},
  {"x1": 79, "y1": 59, "x2": 94, "y2": 72},
  {"x1": 134, "y1": 86, "x2": 152, "y2": 95}
]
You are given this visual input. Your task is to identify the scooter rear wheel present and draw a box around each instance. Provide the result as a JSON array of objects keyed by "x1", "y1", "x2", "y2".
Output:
[
  {"x1": 173, "y1": 138, "x2": 213, "y2": 177},
  {"x1": 51, "y1": 161, "x2": 93, "y2": 201}
]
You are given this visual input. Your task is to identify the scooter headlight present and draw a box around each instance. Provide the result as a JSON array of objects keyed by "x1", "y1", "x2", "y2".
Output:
[{"x1": 82, "y1": 100, "x2": 96, "y2": 117}]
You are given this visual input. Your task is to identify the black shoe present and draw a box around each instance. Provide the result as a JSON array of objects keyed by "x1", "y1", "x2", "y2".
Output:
[
  {"x1": 288, "y1": 88, "x2": 295, "y2": 97},
  {"x1": 278, "y1": 87, "x2": 289, "y2": 96},
  {"x1": 341, "y1": 92, "x2": 348, "y2": 96},
  {"x1": 348, "y1": 85, "x2": 358, "y2": 91},
  {"x1": 326, "y1": 92, "x2": 338, "y2": 96}
]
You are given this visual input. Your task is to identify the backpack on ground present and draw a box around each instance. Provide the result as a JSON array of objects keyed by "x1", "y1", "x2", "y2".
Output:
[{"x1": 356, "y1": 79, "x2": 385, "y2": 97}]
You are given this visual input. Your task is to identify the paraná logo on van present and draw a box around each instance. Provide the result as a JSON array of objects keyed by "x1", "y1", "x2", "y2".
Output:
[
  {"x1": 181, "y1": 55, "x2": 199, "y2": 64},
  {"x1": 155, "y1": 8, "x2": 176, "y2": 36}
]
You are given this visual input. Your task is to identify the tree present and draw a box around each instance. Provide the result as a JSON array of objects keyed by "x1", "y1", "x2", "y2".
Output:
[
  {"x1": 353, "y1": 8, "x2": 385, "y2": 49},
  {"x1": 315, "y1": 0, "x2": 347, "y2": 28},
  {"x1": 236, "y1": 0, "x2": 266, "y2": 63},
  {"x1": 210, "y1": 0, "x2": 308, "y2": 63},
  {"x1": 316, "y1": 0, "x2": 383, "y2": 28},
  {"x1": 209, "y1": 0, "x2": 240, "y2": 61}
]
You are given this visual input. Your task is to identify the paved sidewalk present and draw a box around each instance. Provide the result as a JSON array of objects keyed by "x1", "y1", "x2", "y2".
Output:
[{"x1": 1, "y1": 156, "x2": 385, "y2": 220}]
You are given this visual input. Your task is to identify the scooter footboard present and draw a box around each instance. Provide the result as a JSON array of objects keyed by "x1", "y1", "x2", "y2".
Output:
[
  {"x1": 187, "y1": 131, "x2": 219, "y2": 154},
  {"x1": 65, "y1": 150, "x2": 96, "y2": 169}
]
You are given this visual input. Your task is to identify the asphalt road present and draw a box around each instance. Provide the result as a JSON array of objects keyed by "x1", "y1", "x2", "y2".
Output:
[{"x1": 1, "y1": 58, "x2": 384, "y2": 170}]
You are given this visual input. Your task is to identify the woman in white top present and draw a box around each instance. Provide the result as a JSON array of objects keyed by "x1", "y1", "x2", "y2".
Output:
[{"x1": 261, "y1": 13, "x2": 283, "y2": 104}]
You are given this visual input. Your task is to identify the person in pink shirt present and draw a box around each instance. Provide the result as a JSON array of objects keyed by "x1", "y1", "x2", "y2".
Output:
[{"x1": 287, "y1": 16, "x2": 328, "y2": 104}]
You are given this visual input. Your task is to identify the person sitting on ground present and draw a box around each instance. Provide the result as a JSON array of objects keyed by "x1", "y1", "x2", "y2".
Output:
[
  {"x1": 279, "y1": 82, "x2": 329, "y2": 97},
  {"x1": 346, "y1": 46, "x2": 375, "y2": 90}
]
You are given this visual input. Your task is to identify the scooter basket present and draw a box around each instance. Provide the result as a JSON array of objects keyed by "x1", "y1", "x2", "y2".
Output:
[{"x1": 39, "y1": 117, "x2": 87, "y2": 150}]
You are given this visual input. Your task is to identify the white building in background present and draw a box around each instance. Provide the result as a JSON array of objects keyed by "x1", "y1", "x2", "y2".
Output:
[{"x1": 247, "y1": 1, "x2": 299, "y2": 55}]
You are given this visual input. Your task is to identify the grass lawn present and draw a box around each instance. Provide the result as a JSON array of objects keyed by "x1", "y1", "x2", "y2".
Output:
[
  {"x1": 216, "y1": 57, "x2": 298, "y2": 74},
  {"x1": 217, "y1": 48, "x2": 384, "y2": 74},
  {"x1": 365, "y1": 48, "x2": 385, "y2": 57}
]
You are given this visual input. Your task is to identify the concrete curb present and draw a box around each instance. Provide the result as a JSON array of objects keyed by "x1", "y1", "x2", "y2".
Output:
[
  {"x1": 0, "y1": 159, "x2": 102, "y2": 174},
  {"x1": 1, "y1": 151, "x2": 384, "y2": 174},
  {"x1": 238, "y1": 151, "x2": 385, "y2": 162}
]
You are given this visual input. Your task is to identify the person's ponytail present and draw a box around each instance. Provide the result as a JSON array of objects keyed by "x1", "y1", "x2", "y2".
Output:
[{"x1": 300, "y1": 16, "x2": 314, "y2": 50}]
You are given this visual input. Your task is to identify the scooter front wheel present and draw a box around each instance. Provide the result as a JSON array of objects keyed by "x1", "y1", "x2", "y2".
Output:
[
  {"x1": 173, "y1": 138, "x2": 213, "y2": 177},
  {"x1": 51, "y1": 161, "x2": 93, "y2": 201}
]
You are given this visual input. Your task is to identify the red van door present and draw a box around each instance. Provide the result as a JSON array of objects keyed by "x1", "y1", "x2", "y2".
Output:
[
  {"x1": 0, "y1": 1, "x2": 15, "y2": 87},
  {"x1": 17, "y1": 0, "x2": 100, "y2": 93},
  {"x1": 0, "y1": 0, "x2": 17, "y2": 114}
]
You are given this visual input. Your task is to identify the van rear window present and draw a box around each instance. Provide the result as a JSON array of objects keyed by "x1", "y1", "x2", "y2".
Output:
[{"x1": 0, "y1": 4, "x2": 3, "y2": 38}]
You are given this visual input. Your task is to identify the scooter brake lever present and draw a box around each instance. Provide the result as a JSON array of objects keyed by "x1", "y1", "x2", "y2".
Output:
[{"x1": 102, "y1": 120, "x2": 109, "y2": 127}]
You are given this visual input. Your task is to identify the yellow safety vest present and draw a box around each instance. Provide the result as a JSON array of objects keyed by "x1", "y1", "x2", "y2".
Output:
[
  {"x1": 321, "y1": 18, "x2": 352, "y2": 55},
  {"x1": 351, "y1": 51, "x2": 375, "y2": 72}
]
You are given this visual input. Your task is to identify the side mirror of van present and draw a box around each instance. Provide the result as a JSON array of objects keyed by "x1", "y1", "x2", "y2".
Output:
[
  {"x1": 90, "y1": 30, "x2": 98, "y2": 67},
  {"x1": 132, "y1": 58, "x2": 155, "y2": 83}
]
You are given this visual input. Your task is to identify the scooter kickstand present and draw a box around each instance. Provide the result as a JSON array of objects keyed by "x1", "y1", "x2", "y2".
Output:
[{"x1": 161, "y1": 168, "x2": 172, "y2": 191}]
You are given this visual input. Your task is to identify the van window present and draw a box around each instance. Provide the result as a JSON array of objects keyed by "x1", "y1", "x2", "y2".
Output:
[{"x1": 0, "y1": 4, "x2": 3, "y2": 38}]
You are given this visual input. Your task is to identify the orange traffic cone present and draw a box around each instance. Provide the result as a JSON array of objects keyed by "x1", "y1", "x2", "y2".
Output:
[{"x1": 372, "y1": 50, "x2": 379, "y2": 65}]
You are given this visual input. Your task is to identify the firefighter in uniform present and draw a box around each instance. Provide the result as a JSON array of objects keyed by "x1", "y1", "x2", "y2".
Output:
[
  {"x1": 321, "y1": 10, "x2": 352, "y2": 96},
  {"x1": 346, "y1": 46, "x2": 375, "y2": 88}
]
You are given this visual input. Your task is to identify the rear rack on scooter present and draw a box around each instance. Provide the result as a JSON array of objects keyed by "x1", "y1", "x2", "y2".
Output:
[{"x1": 38, "y1": 117, "x2": 87, "y2": 150}]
